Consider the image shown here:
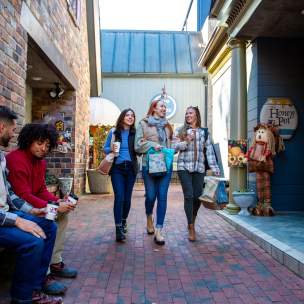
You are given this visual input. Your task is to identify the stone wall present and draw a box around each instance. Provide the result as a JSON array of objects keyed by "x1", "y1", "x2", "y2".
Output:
[{"x1": 0, "y1": 0, "x2": 90, "y2": 193}]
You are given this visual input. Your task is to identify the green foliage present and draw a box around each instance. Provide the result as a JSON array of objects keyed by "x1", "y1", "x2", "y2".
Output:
[
  {"x1": 45, "y1": 172, "x2": 58, "y2": 185},
  {"x1": 90, "y1": 125, "x2": 114, "y2": 169}
]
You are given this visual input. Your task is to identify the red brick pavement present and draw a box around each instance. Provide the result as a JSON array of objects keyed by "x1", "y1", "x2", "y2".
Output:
[{"x1": 1, "y1": 184, "x2": 304, "y2": 303}]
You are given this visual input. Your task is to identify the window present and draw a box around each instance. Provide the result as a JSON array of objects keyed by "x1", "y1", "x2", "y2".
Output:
[{"x1": 67, "y1": 0, "x2": 81, "y2": 26}]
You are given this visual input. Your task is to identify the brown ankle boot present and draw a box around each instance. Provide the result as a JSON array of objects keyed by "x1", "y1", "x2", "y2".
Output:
[
  {"x1": 188, "y1": 224, "x2": 196, "y2": 242},
  {"x1": 146, "y1": 215, "x2": 155, "y2": 235}
]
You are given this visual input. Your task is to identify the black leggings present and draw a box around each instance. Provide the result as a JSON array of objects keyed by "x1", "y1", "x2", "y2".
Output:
[{"x1": 178, "y1": 170, "x2": 205, "y2": 224}]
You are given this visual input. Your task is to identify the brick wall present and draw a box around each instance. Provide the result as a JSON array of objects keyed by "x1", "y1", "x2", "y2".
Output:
[
  {"x1": 31, "y1": 89, "x2": 76, "y2": 179},
  {"x1": 0, "y1": 0, "x2": 90, "y2": 193},
  {"x1": 0, "y1": 1, "x2": 27, "y2": 133}
]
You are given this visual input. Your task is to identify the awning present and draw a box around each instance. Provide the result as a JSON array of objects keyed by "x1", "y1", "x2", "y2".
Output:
[{"x1": 90, "y1": 97, "x2": 121, "y2": 125}]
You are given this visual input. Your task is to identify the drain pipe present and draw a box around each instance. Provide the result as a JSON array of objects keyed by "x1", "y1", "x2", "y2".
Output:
[{"x1": 203, "y1": 76, "x2": 208, "y2": 127}]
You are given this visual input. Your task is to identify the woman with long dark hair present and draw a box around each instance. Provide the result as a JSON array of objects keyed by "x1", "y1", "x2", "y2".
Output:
[
  {"x1": 134, "y1": 99, "x2": 174, "y2": 245},
  {"x1": 104, "y1": 108, "x2": 138, "y2": 242},
  {"x1": 176, "y1": 106, "x2": 220, "y2": 241}
]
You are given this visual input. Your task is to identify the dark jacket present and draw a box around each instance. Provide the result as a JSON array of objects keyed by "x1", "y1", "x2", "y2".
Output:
[{"x1": 112, "y1": 128, "x2": 138, "y2": 175}]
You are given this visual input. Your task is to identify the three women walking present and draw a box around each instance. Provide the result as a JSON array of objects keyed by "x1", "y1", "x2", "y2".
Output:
[{"x1": 104, "y1": 104, "x2": 220, "y2": 244}]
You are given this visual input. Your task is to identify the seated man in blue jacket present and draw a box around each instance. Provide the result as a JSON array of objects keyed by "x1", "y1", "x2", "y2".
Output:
[{"x1": 0, "y1": 105, "x2": 62, "y2": 304}]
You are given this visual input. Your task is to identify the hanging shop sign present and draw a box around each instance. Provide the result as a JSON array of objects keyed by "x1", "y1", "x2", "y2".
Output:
[
  {"x1": 151, "y1": 94, "x2": 177, "y2": 119},
  {"x1": 42, "y1": 112, "x2": 72, "y2": 153},
  {"x1": 260, "y1": 98, "x2": 298, "y2": 140}
]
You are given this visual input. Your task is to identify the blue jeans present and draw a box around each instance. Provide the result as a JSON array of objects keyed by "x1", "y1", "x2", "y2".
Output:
[
  {"x1": 0, "y1": 211, "x2": 57, "y2": 303},
  {"x1": 142, "y1": 166, "x2": 172, "y2": 228},
  {"x1": 111, "y1": 161, "x2": 136, "y2": 226}
]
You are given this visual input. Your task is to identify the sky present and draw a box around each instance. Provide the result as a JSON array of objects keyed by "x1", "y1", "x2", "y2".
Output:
[{"x1": 99, "y1": 0, "x2": 197, "y2": 31}]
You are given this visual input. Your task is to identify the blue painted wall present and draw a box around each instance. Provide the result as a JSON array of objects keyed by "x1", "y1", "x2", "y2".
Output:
[
  {"x1": 247, "y1": 42, "x2": 259, "y2": 192},
  {"x1": 255, "y1": 38, "x2": 304, "y2": 211},
  {"x1": 197, "y1": 0, "x2": 212, "y2": 31}
]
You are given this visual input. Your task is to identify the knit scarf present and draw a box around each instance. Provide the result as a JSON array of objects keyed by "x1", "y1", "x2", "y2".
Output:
[{"x1": 147, "y1": 116, "x2": 168, "y2": 144}]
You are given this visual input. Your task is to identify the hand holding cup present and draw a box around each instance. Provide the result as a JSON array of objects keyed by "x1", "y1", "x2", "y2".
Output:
[
  {"x1": 45, "y1": 202, "x2": 59, "y2": 221},
  {"x1": 186, "y1": 129, "x2": 195, "y2": 142},
  {"x1": 112, "y1": 142, "x2": 121, "y2": 155}
]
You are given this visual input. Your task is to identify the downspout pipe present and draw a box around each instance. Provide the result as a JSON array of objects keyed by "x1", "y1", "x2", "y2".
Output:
[{"x1": 203, "y1": 76, "x2": 208, "y2": 127}]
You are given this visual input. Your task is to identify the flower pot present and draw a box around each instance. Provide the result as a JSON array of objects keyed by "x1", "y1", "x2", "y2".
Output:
[
  {"x1": 58, "y1": 177, "x2": 73, "y2": 196},
  {"x1": 232, "y1": 191, "x2": 257, "y2": 216},
  {"x1": 87, "y1": 169, "x2": 113, "y2": 194}
]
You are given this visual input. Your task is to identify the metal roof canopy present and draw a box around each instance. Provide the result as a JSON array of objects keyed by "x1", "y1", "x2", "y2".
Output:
[{"x1": 102, "y1": 30, "x2": 204, "y2": 76}]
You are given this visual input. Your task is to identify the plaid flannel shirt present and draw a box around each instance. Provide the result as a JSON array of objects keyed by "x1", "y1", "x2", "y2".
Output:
[
  {"x1": 175, "y1": 128, "x2": 220, "y2": 174},
  {"x1": 0, "y1": 151, "x2": 33, "y2": 226}
]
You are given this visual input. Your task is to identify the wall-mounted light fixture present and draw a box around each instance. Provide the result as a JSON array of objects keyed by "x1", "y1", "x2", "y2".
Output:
[{"x1": 49, "y1": 82, "x2": 64, "y2": 99}]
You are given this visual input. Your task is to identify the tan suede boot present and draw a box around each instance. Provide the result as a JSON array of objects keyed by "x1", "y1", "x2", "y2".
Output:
[
  {"x1": 188, "y1": 224, "x2": 196, "y2": 242},
  {"x1": 146, "y1": 215, "x2": 155, "y2": 235}
]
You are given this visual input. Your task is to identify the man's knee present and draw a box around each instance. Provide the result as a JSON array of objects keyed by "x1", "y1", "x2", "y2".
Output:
[{"x1": 42, "y1": 219, "x2": 57, "y2": 234}]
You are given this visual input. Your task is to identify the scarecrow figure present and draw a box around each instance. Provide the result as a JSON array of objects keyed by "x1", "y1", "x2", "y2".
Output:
[{"x1": 246, "y1": 124, "x2": 284, "y2": 216}]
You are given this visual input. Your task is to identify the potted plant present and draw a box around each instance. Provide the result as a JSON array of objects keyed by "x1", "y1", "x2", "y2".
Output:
[
  {"x1": 87, "y1": 125, "x2": 114, "y2": 194},
  {"x1": 232, "y1": 189, "x2": 257, "y2": 216},
  {"x1": 45, "y1": 172, "x2": 58, "y2": 195}
]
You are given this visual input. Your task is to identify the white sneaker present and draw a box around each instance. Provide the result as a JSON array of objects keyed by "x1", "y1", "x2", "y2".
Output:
[{"x1": 154, "y1": 228, "x2": 165, "y2": 245}]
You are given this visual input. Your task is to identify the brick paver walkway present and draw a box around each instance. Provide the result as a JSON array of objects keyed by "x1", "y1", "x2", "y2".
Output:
[{"x1": 1, "y1": 184, "x2": 304, "y2": 303}]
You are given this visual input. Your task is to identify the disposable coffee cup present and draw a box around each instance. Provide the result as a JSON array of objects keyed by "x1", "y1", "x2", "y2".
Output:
[
  {"x1": 113, "y1": 142, "x2": 121, "y2": 153},
  {"x1": 45, "y1": 202, "x2": 58, "y2": 221},
  {"x1": 67, "y1": 196, "x2": 77, "y2": 205},
  {"x1": 67, "y1": 194, "x2": 78, "y2": 205},
  {"x1": 187, "y1": 129, "x2": 194, "y2": 136}
]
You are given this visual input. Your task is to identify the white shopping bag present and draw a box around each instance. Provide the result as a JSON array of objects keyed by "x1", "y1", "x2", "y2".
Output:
[{"x1": 200, "y1": 176, "x2": 220, "y2": 201}]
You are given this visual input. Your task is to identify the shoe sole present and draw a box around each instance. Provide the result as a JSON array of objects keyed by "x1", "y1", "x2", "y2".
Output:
[
  {"x1": 154, "y1": 237, "x2": 165, "y2": 246},
  {"x1": 51, "y1": 272, "x2": 77, "y2": 279},
  {"x1": 147, "y1": 230, "x2": 155, "y2": 235},
  {"x1": 43, "y1": 288, "x2": 67, "y2": 296}
]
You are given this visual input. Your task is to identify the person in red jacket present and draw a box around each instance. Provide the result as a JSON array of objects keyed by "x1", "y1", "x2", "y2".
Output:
[{"x1": 6, "y1": 123, "x2": 78, "y2": 295}]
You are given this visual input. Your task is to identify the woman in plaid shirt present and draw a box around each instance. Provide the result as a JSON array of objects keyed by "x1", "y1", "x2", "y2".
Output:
[{"x1": 175, "y1": 106, "x2": 220, "y2": 242}]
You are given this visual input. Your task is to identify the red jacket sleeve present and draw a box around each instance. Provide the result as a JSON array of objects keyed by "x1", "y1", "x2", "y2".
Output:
[{"x1": 7, "y1": 158, "x2": 58, "y2": 208}]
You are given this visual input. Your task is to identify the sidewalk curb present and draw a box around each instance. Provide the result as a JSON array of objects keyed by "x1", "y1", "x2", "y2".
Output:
[{"x1": 216, "y1": 210, "x2": 304, "y2": 279}]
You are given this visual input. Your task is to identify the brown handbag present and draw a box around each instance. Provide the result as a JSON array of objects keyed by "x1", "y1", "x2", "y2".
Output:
[
  {"x1": 97, "y1": 153, "x2": 115, "y2": 175},
  {"x1": 97, "y1": 131, "x2": 116, "y2": 175}
]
